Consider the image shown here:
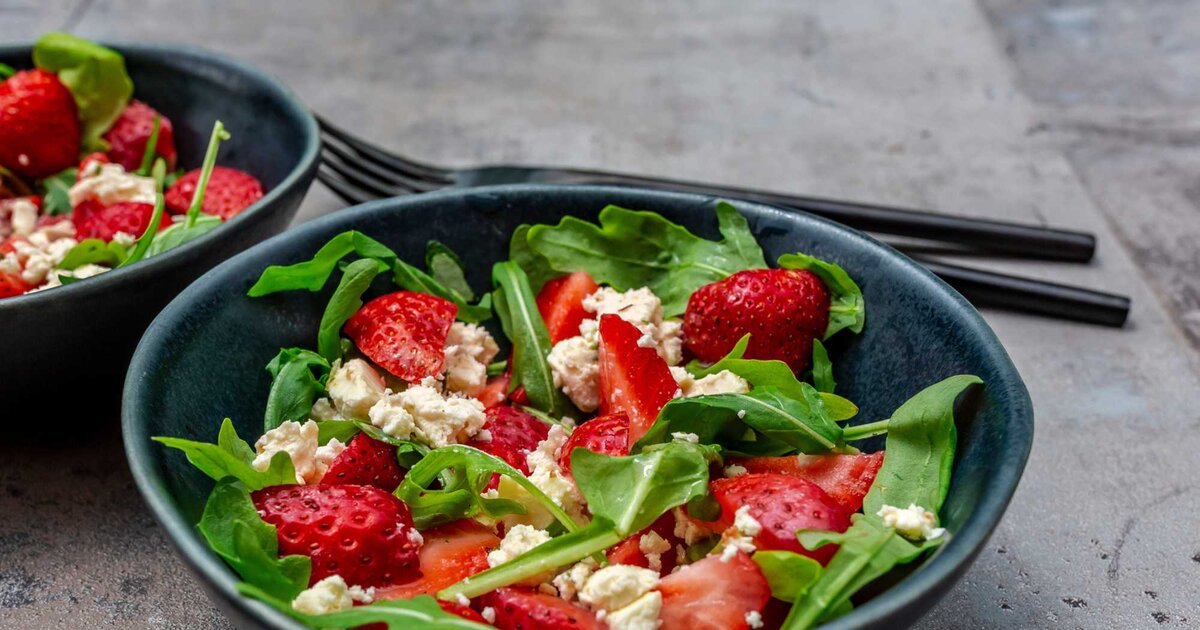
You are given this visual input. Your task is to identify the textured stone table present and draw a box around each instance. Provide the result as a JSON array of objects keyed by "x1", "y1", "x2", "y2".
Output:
[{"x1": 2, "y1": 1, "x2": 1199, "y2": 628}]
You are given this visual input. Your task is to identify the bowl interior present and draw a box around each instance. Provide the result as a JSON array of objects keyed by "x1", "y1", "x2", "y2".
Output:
[{"x1": 124, "y1": 185, "x2": 1032, "y2": 629}]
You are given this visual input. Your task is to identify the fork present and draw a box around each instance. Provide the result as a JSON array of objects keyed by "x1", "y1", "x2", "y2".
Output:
[{"x1": 314, "y1": 115, "x2": 1130, "y2": 327}]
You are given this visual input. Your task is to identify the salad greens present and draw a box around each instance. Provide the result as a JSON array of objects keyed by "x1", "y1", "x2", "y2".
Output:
[
  {"x1": 810, "y1": 339, "x2": 836, "y2": 394},
  {"x1": 39, "y1": 167, "x2": 77, "y2": 215},
  {"x1": 426, "y1": 240, "x2": 476, "y2": 301},
  {"x1": 153, "y1": 418, "x2": 296, "y2": 490},
  {"x1": 754, "y1": 550, "x2": 824, "y2": 603},
  {"x1": 491, "y1": 261, "x2": 575, "y2": 418},
  {"x1": 778, "y1": 252, "x2": 865, "y2": 339},
  {"x1": 32, "y1": 32, "x2": 133, "y2": 151},
  {"x1": 263, "y1": 348, "x2": 331, "y2": 432},
  {"x1": 238, "y1": 584, "x2": 489, "y2": 630},
  {"x1": 317, "y1": 258, "x2": 385, "y2": 361}
]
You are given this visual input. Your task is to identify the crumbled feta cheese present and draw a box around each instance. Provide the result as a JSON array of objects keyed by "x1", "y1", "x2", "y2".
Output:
[
  {"x1": 672, "y1": 507, "x2": 707, "y2": 545},
  {"x1": 605, "y1": 591, "x2": 663, "y2": 630},
  {"x1": 481, "y1": 607, "x2": 497, "y2": 624},
  {"x1": 252, "y1": 420, "x2": 344, "y2": 484},
  {"x1": 0, "y1": 253, "x2": 19, "y2": 275},
  {"x1": 291, "y1": 575, "x2": 374, "y2": 615},
  {"x1": 407, "y1": 528, "x2": 425, "y2": 546},
  {"x1": 579, "y1": 565, "x2": 659, "y2": 612},
  {"x1": 68, "y1": 162, "x2": 156, "y2": 207},
  {"x1": 368, "y1": 380, "x2": 486, "y2": 447},
  {"x1": 670, "y1": 432, "x2": 700, "y2": 444},
  {"x1": 656, "y1": 320, "x2": 684, "y2": 366},
  {"x1": 538, "y1": 582, "x2": 559, "y2": 596},
  {"x1": 724, "y1": 464, "x2": 748, "y2": 477},
  {"x1": 638, "y1": 531, "x2": 671, "y2": 573},
  {"x1": 733, "y1": 506, "x2": 763, "y2": 537},
  {"x1": 637, "y1": 332, "x2": 657, "y2": 348},
  {"x1": 8, "y1": 198, "x2": 37, "y2": 237},
  {"x1": 327, "y1": 359, "x2": 388, "y2": 420},
  {"x1": 443, "y1": 322, "x2": 500, "y2": 397},
  {"x1": 475, "y1": 428, "x2": 493, "y2": 443},
  {"x1": 720, "y1": 534, "x2": 756, "y2": 562},
  {"x1": 309, "y1": 397, "x2": 340, "y2": 421},
  {"x1": 551, "y1": 558, "x2": 597, "y2": 601},
  {"x1": 737, "y1": 409, "x2": 747, "y2": 419},
  {"x1": 547, "y1": 335, "x2": 600, "y2": 412},
  {"x1": 669, "y1": 367, "x2": 751, "y2": 398},
  {"x1": 582, "y1": 286, "x2": 683, "y2": 366},
  {"x1": 487, "y1": 524, "x2": 552, "y2": 567},
  {"x1": 877, "y1": 504, "x2": 946, "y2": 541},
  {"x1": 745, "y1": 610, "x2": 764, "y2": 628},
  {"x1": 110, "y1": 231, "x2": 137, "y2": 247},
  {"x1": 454, "y1": 592, "x2": 471, "y2": 606}
]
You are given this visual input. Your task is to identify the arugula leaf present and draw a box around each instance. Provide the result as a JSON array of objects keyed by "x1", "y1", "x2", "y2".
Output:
[
  {"x1": 862, "y1": 375, "x2": 982, "y2": 516},
  {"x1": 810, "y1": 340, "x2": 835, "y2": 394},
  {"x1": 526, "y1": 202, "x2": 766, "y2": 316},
  {"x1": 316, "y1": 258, "x2": 384, "y2": 362},
  {"x1": 32, "y1": 33, "x2": 133, "y2": 150},
  {"x1": 396, "y1": 445, "x2": 579, "y2": 532},
  {"x1": 198, "y1": 479, "x2": 311, "y2": 601},
  {"x1": 152, "y1": 418, "x2": 297, "y2": 489},
  {"x1": 754, "y1": 550, "x2": 823, "y2": 602},
  {"x1": 239, "y1": 583, "x2": 490, "y2": 629},
  {"x1": 777, "y1": 253, "x2": 865, "y2": 338},
  {"x1": 508, "y1": 224, "x2": 558, "y2": 292},
  {"x1": 315, "y1": 419, "x2": 361, "y2": 445},
  {"x1": 426, "y1": 240, "x2": 475, "y2": 301},
  {"x1": 145, "y1": 214, "x2": 222, "y2": 256},
  {"x1": 183, "y1": 121, "x2": 232, "y2": 227},
  {"x1": 491, "y1": 262, "x2": 574, "y2": 417},
  {"x1": 39, "y1": 168, "x2": 77, "y2": 215},
  {"x1": 59, "y1": 238, "x2": 128, "y2": 270},
  {"x1": 0, "y1": 63, "x2": 13, "y2": 79},
  {"x1": 118, "y1": 161, "x2": 167, "y2": 267},
  {"x1": 264, "y1": 348, "x2": 331, "y2": 432}
]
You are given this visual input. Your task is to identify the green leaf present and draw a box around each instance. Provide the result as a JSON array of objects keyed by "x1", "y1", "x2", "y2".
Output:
[
  {"x1": 152, "y1": 418, "x2": 297, "y2": 489},
  {"x1": 32, "y1": 33, "x2": 133, "y2": 150},
  {"x1": 198, "y1": 479, "x2": 311, "y2": 601},
  {"x1": 315, "y1": 420, "x2": 361, "y2": 445},
  {"x1": 526, "y1": 202, "x2": 766, "y2": 316},
  {"x1": 571, "y1": 441, "x2": 711, "y2": 535},
  {"x1": 0, "y1": 63, "x2": 14, "y2": 79},
  {"x1": 118, "y1": 190, "x2": 166, "y2": 267},
  {"x1": 263, "y1": 348, "x2": 331, "y2": 432},
  {"x1": 145, "y1": 214, "x2": 223, "y2": 256},
  {"x1": 862, "y1": 375, "x2": 982, "y2": 516},
  {"x1": 238, "y1": 583, "x2": 489, "y2": 629},
  {"x1": 396, "y1": 445, "x2": 580, "y2": 532},
  {"x1": 136, "y1": 115, "x2": 162, "y2": 176},
  {"x1": 810, "y1": 340, "x2": 835, "y2": 394},
  {"x1": 509, "y1": 224, "x2": 558, "y2": 292},
  {"x1": 38, "y1": 168, "x2": 77, "y2": 215},
  {"x1": 491, "y1": 261, "x2": 574, "y2": 417},
  {"x1": 317, "y1": 258, "x2": 384, "y2": 362},
  {"x1": 754, "y1": 550, "x2": 823, "y2": 602},
  {"x1": 59, "y1": 238, "x2": 128, "y2": 270},
  {"x1": 777, "y1": 252, "x2": 865, "y2": 338},
  {"x1": 426, "y1": 240, "x2": 475, "y2": 301},
  {"x1": 184, "y1": 121, "x2": 232, "y2": 226}
]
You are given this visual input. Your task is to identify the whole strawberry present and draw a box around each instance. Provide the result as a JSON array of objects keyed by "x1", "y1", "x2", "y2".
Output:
[
  {"x1": 103, "y1": 100, "x2": 177, "y2": 171},
  {"x1": 321, "y1": 433, "x2": 407, "y2": 491},
  {"x1": 165, "y1": 166, "x2": 263, "y2": 219},
  {"x1": 683, "y1": 268, "x2": 829, "y2": 373},
  {"x1": 0, "y1": 69, "x2": 81, "y2": 179},
  {"x1": 251, "y1": 484, "x2": 422, "y2": 588}
]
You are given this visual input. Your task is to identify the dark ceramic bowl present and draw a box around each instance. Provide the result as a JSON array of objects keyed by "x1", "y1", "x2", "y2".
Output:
[
  {"x1": 0, "y1": 42, "x2": 318, "y2": 406},
  {"x1": 123, "y1": 185, "x2": 1033, "y2": 629}
]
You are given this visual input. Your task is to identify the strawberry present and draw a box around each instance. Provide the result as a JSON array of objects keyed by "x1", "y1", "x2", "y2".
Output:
[
  {"x1": 478, "y1": 587, "x2": 602, "y2": 630},
  {"x1": 706, "y1": 473, "x2": 850, "y2": 564},
  {"x1": 321, "y1": 433, "x2": 406, "y2": 491},
  {"x1": 344, "y1": 291, "x2": 457, "y2": 382},
  {"x1": 438, "y1": 600, "x2": 488, "y2": 623},
  {"x1": 606, "y1": 513, "x2": 680, "y2": 575},
  {"x1": 558, "y1": 413, "x2": 630, "y2": 479},
  {"x1": 683, "y1": 268, "x2": 830, "y2": 373},
  {"x1": 251, "y1": 484, "x2": 422, "y2": 588},
  {"x1": 477, "y1": 371, "x2": 511, "y2": 408},
  {"x1": 102, "y1": 100, "x2": 177, "y2": 171},
  {"x1": 376, "y1": 520, "x2": 499, "y2": 600},
  {"x1": 509, "y1": 385, "x2": 530, "y2": 406},
  {"x1": 466, "y1": 405, "x2": 550, "y2": 476},
  {"x1": 730, "y1": 451, "x2": 885, "y2": 513},
  {"x1": 657, "y1": 551, "x2": 771, "y2": 630},
  {"x1": 0, "y1": 69, "x2": 81, "y2": 179},
  {"x1": 164, "y1": 165, "x2": 263, "y2": 219},
  {"x1": 536, "y1": 271, "x2": 599, "y2": 344},
  {"x1": 72, "y1": 199, "x2": 164, "y2": 241},
  {"x1": 596, "y1": 315, "x2": 676, "y2": 442},
  {"x1": 0, "y1": 272, "x2": 32, "y2": 298},
  {"x1": 77, "y1": 152, "x2": 109, "y2": 177}
]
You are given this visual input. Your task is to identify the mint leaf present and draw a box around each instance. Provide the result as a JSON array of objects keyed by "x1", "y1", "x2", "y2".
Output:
[
  {"x1": 263, "y1": 348, "x2": 330, "y2": 432},
  {"x1": 152, "y1": 418, "x2": 296, "y2": 489},
  {"x1": 38, "y1": 168, "x2": 76, "y2": 215},
  {"x1": 317, "y1": 258, "x2": 384, "y2": 362},
  {"x1": 526, "y1": 202, "x2": 766, "y2": 316},
  {"x1": 426, "y1": 240, "x2": 475, "y2": 301},
  {"x1": 238, "y1": 583, "x2": 491, "y2": 629},
  {"x1": 492, "y1": 261, "x2": 574, "y2": 417},
  {"x1": 754, "y1": 550, "x2": 823, "y2": 602},
  {"x1": 32, "y1": 33, "x2": 132, "y2": 150},
  {"x1": 777, "y1": 252, "x2": 865, "y2": 338}
]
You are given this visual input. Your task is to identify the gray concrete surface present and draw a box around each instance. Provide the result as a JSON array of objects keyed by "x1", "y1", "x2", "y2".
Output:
[{"x1": 2, "y1": 0, "x2": 1198, "y2": 627}]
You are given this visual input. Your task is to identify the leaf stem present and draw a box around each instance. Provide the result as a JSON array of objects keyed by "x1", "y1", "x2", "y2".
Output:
[
  {"x1": 186, "y1": 120, "x2": 231, "y2": 227},
  {"x1": 136, "y1": 115, "x2": 161, "y2": 176},
  {"x1": 842, "y1": 419, "x2": 890, "y2": 441}
]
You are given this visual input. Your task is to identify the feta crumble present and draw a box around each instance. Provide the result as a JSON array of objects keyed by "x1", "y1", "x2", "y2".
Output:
[
  {"x1": 551, "y1": 558, "x2": 598, "y2": 601},
  {"x1": 252, "y1": 420, "x2": 345, "y2": 484},
  {"x1": 876, "y1": 504, "x2": 946, "y2": 541},
  {"x1": 488, "y1": 424, "x2": 588, "y2": 528},
  {"x1": 638, "y1": 531, "x2": 671, "y2": 573},
  {"x1": 733, "y1": 506, "x2": 763, "y2": 537},
  {"x1": 579, "y1": 565, "x2": 659, "y2": 612},
  {"x1": 605, "y1": 591, "x2": 663, "y2": 630},
  {"x1": 326, "y1": 358, "x2": 387, "y2": 419},
  {"x1": 367, "y1": 379, "x2": 486, "y2": 447},
  {"x1": 670, "y1": 432, "x2": 700, "y2": 444},
  {"x1": 724, "y1": 464, "x2": 748, "y2": 477},
  {"x1": 487, "y1": 524, "x2": 552, "y2": 567},
  {"x1": 547, "y1": 335, "x2": 601, "y2": 412},
  {"x1": 443, "y1": 322, "x2": 500, "y2": 397},
  {"x1": 669, "y1": 367, "x2": 751, "y2": 398},
  {"x1": 68, "y1": 162, "x2": 156, "y2": 207},
  {"x1": 582, "y1": 286, "x2": 683, "y2": 365},
  {"x1": 481, "y1": 607, "x2": 497, "y2": 624},
  {"x1": 291, "y1": 575, "x2": 374, "y2": 615},
  {"x1": 745, "y1": 610, "x2": 764, "y2": 628}
]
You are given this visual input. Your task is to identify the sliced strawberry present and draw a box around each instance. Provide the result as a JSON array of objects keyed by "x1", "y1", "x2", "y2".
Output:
[
  {"x1": 597, "y1": 315, "x2": 676, "y2": 441},
  {"x1": 72, "y1": 199, "x2": 164, "y2": 241},
  {"x1": 606, "y1": 513, "x2": 680, "y2": 575},
  {"x1": 344, "y1": 291, "x2": 457, "y2": 382},
  {"x1": 321, "y1": 433, "x2": 406, "y2": 492},
  {"x1": 477, "y1": 372, "x2": 512, "y2": 408},
  {"x1": 479, "y1": 587, "x2": 602, "y2": 630},
  {"x1": 0, "y1": 69, "x2": 80, "y2": 179},
  {"x1": 658, "y1": 551, "x2": 771, "y2": 630},
  {"x1": 707, "y1": 473, "x2": 851, "y2": 564},
  {"x1": 252, "y1": 484, "x2": 421, "y2": 588},
  {"x1": 376, "y1": 520, "x2": 499, "y2": 600},
  {"x1": 437, "y1": 600, "x2": 487, "y2": 623},
  {"x1": 466, "y1": 405, "x2": 550, "y2": 476},
  {"x1": 103, "y1": 100, "x2": 178, "y2": 171},
  {"x1": 0, "y1": 272, "x2": 32, "y2": 298},
  {"x1": 684, "y1": 268, "x2": 830, "y2": 373},
  {"x1": 536, "y1": 271, "x2": 599, "y2": 344},
  {"x1": 730, "y1": 451, "x2": 885, "y2": 513},
  {"x1": 164, "y1": 165, "x2": 263, "y2": 219},
  {"x1": 558, "y1": 413, "x2": 630, "y2": 479},
  {"x1": 509, "y1": 386, "x2": 530, "y2": 406}
]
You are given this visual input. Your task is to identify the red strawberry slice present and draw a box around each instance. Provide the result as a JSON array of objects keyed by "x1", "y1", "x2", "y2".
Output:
[
  {"x1": 0, "y1": 69, "x2": 80, "y2": 179},
  {"x1": 683, "y1": 268, "x2": 830, "y2": 373},
  {"x1": 252, "y1": 484, "x2": 422, "y2": 588},
  {"x1": 165, "y1": 165, "x2": 263, "y2": 219},
  {"x1": 706, "y1": 473, "x2": 851, "y2": 564},
  {"x1": 103, "y1": 100, "x2": 178, "y2": 171},
  {"x1": 344, "y1": 291, "x2": 457, "y2": 382},
  {"x1": 477, "y1": 372, "x2": 511, "y2": 408},
  {"x1": 558, "y1": 412, "x2": 630, "y2": 479},
  {"x1": 321, "y1": 433, "x2": 406, "y2": 491},
  {"x1": 466, "y1": 405, "x2": 550, "y2": 476},
  {"x1": 536, "y1": 271, "x2": 599, "y2": 344},
  {"x1": 72, "y1": 199, "x2": 165, "y2": 242},
  {"x1": 0, "y1": 272, "x2": 32, "y2": 298},
  {"x1": 597, "y1": 315, "x2": 676, "y2": 442},
  {"x1": 376, "y1": 520, "x2": 499, "y2": 600},
  {"x1": 437, "y1": 600, "x2": 487, "y2": 623},
  {"x1": 478, "y1": 587, "x2": 602, "y2": 630},
  {"x1": 657, "y1": 551, "x2": 771, "y2": 630},
  {"x1": 606, "y1": 513, "x2": 680, "y2": 575},
  {"x1": 729, "y1": 451, "x2": 885, "y2": 513}
]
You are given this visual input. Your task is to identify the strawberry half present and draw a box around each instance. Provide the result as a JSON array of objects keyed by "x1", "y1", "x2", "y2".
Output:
[
  {"x1": 0, "y1": 69, "x2": 81, "y2": 179},
  {"x1": 558, "y1": 412, "x2": 630, "y2": 479},
  {"x1": 252, "y1": 484, "x2": 422, "y2": 588},
  {"x1": 596, "y1": 315, "x2": 676, "y2": 442},
  {"x1": 321, "y1": 433, "x2": 407, "y2": 492},
  {"x1": 72, "y1": 199, "x2": 164, "y2": 241},
  {"x1": 536, "y1": 271, "x2": 599, "y2": 344},
  {"x1": 344, "y1": 291, "x2": 457, "y2": 382},
  {"x1": 478, "y1": 587, "x2": 602, "y2": 630},
  {"x1": 164, "y1": 165, "x2": 263, "y2": 219},
  {"x1": 476, "y1": 372, "x2": 512, "y2": 408},
  {"x1": 683, "y1": 268, "x2": 830, "y2": 373},
  {"x1": 730, "y1": 451, "x2": 885, "y2": 513},
  {"x1": 706, "y1": 473, "x2": 851, "y2": 564},
  {"x1": 0, "y1": 272, "x2": 33, "y2": 298},
  {"x1": 103, "y1": 100, "x2": 178, "y2": 171},
  {"x1": 376, "y1": 520, "x2": 499, "y2": 600},
  {"x1": 657, "y1": 552, "x2": 771, "y2": 630},
  {"x1": 465, "y1": 405, "x2": 550, "y2": 476},
  {"x1": 606, "y1": 513, "x2": 680, "y2": 575}
]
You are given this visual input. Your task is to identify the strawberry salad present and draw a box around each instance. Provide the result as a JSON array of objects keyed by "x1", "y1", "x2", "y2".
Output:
[
  {"x1": 0, "y1": 33, "x2": 263, "y2": 298},
  {"x1": 156, "y1": 203, "x2": 982, "y2": 630}
]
